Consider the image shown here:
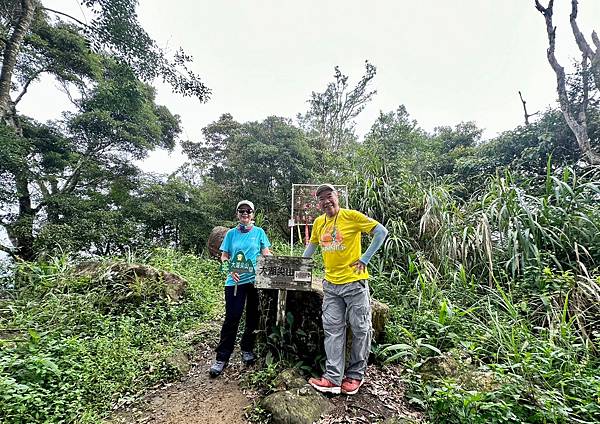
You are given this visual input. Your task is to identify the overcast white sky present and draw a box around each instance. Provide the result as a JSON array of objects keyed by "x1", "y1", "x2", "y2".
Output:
[{"x1": 17, "y1": 0, "x2": 600, "y2": 174}]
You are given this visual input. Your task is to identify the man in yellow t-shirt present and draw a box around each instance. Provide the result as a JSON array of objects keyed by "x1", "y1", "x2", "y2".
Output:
[{"x1": 303, "y1": 184, "x2": 388, "y2": 395}]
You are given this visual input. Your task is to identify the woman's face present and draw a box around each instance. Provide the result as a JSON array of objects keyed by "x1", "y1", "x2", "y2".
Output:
[{"x1": 237, "y1": 205, "x2": 254, "y2": 225}]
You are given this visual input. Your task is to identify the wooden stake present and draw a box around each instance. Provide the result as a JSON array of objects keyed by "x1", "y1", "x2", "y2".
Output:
[{"x1": 276, "y1": 289, "x2": 287, "y2": 326}]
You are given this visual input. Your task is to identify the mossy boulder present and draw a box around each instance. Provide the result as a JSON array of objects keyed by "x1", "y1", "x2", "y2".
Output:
[
  {"x1": 164, "y1": 350, "x2": 190, "y2": 375},
  {"x1": 74, "y1": 261, "x2": 187, "y2": 304},
  {"x1": 207, "y1": 226, "x2": 229, "y2": 258},
  {"x1": 261, "y1": 386, "x2": 331, "y2": 424},
  {"x1": 273, "y1": 368, "x2": 307, "y2": 391},
  {"x1": 418, "y1": 351, "x2": 497, "y2": 391}
]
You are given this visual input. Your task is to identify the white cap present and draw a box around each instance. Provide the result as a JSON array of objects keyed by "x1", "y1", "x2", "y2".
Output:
[
  {"x1": 236, "y1": 200, "x2": 255, "y2": 211},
  {"x1": 315, "y1": 184, "x2": 337, "y2": 197}
]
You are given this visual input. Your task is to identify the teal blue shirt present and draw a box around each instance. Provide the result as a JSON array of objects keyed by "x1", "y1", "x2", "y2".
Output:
[{"x1": 220, "y1": 226, "x2": 271, "y2": 286}]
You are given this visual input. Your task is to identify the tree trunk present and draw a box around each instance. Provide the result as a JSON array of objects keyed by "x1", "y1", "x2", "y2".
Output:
[
  {"x1": 0, "y1": 0, "x2": 36, "y2": 125},
  {"x1": 6, "y1": 171, "x2": 35, "y2": 260}
]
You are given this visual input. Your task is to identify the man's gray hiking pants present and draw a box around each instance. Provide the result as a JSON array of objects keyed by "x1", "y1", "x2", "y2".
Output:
[{"x1": 321, "y1": 279, "x2": 372, "y2": 385}]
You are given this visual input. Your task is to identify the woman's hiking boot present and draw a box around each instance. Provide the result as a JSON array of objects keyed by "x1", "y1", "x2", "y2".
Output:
[
  {"x1": 241, "y1": 351, "x2": 256, "y2": 365},
  {"x1": 209, "y1": 360, "x2": 227, "y2": 377}
]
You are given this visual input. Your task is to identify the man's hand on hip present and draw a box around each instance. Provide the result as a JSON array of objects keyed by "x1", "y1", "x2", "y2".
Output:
[{"x1": 350, "y1": 260, "x2": 366, "y2": 274}]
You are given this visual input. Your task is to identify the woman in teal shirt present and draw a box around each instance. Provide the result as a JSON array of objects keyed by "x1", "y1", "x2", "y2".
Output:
[{"x1": 209, "y1": 200, "x2": 271, "y2": 377}]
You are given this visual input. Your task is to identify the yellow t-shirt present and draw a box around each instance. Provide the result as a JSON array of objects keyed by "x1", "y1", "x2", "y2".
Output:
[{"x1": 310, "y1": 208, "x2": 379, "y2": 284}]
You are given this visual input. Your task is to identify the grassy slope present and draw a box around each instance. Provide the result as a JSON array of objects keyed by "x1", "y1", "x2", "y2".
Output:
[{"x1": 0, "y1": 249, "x2": 222, "y2": 424}]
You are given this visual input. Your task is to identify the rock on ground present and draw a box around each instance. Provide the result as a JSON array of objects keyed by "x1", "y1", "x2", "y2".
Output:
[{"x1": 262, "y1": 386, "x2": 332, "y2": 424}]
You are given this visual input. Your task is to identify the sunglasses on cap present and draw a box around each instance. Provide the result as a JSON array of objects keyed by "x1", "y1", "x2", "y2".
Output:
[{"x1": 237, "y1": 208, "x2": 253, "y2": 214}]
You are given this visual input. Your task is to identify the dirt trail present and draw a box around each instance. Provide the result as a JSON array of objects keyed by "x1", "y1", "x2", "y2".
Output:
[
  {"x1": 110, "y1": 334, "x2": 258, "y2": 424},
  {"x1": 109, "y1": 326, "x2": 421, "y2": 424}
]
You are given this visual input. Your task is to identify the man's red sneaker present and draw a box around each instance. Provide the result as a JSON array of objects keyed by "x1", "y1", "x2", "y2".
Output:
[
  {"x1": 308, "y1": 376, "x2": 341, "y2": 394},
  {"x1": 341, "y1": 377, "x2": 364, "y2": 395}
]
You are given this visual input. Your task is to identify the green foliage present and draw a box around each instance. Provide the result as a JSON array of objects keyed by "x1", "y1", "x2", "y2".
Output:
[
  {"x1": 183, "y1": 114, "x2": 319, "y2": 236},
  {"x1": 2, "y1": 0, "x2": 210, "y2": 102},
  {"x1": 68, "y1": 58, "x2": 181, "y2": 155},
  {"x1": 244, "y1": 400, "x2": 272, "y2": 424},
  {"x1": 359, "y1": 159, "x2": 600, "y2": 423},
  {"x1": 362, "y1": 105, "x2": 433, "y2": 176},
  {"x1": 2, "y1": 34, "x2": 600, "y2": 423},
  {"x1": 0, "y1": 249, "x2": 222, "y2": 423},
  {"x1": 241, "y1": 351, "x2": 281, "y2": 393},
  {"x1": 80, "y1": 0, "x2": 211, "y2": 100},
  {"x1": 0, "y1": 50, "x2": 184, "y2": 259},
  {"x1": 17, "y1": 19, "x2": 102, "y2": 89},
  {"x1": 1, "y1": 2, "x2": 207, "y2": 260},
  {"x1": 130, "y1": 176, "x2": 222, "y2": 253}
]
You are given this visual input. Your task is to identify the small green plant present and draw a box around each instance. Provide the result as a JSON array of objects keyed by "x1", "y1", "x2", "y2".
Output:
[
  {"x1": 245, "y1": 399, "x2": 272, "y2": 424},
  {"x1": 242, "y1": 352, "x2": 281, "y2": 393}
]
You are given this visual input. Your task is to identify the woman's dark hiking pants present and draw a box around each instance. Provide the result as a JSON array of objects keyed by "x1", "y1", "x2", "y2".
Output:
[{"x1": 215, "y1": 283, "x2": 258, "y2": 361}]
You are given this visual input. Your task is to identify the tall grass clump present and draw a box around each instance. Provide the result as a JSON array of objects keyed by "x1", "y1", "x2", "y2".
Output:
[
  {"x1": 353, "y1": 159, "x2": 600, "y2": 423},
  {"x1": 0, "y1": 248, "x2": 222, "y2": 424}
]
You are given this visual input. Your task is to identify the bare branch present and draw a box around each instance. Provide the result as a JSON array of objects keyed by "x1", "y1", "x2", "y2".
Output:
[
  {"x1": 518, "y1": 91, "x2": 539, "y2": 125},
  {"x1": 534, "y1": 0, "x2": 554, "y2": 15},
  {"x1": 62, "y1": 164, "x2": 83, "y2": 194},
  {"x1": 593, "y1": 31, "x2": 600, "y2": 50},
  {"x1": 13, "y1": 69, "x2": 47, "y2": 105},
  {"x1": 570, "y1": 1, "x2": 600, "y2": 92},
  {"x1": 42, "y1": 7, "x2": 87, "y2": 28},
  {"x1": 36, "y1": 179, "x2": 50, "y2": 198},
  {"x1": 0, "y1": 243, "x2": 17, "y2": 259},
  {"x1": 57, "y1": 80, "x2": 83, "y2": 110},
  {"x1": 582, "y1": 54, "x2": 589, "y2": 113},
  {"x1": 536, "y1": 1, "x2": 568, "y2": 111},
  {"x1": 570, "y1": 0, "x2": 595, "y2": 57},
  {"x1": 56, "y1": 160, "x2": 86, "y2": 198}
]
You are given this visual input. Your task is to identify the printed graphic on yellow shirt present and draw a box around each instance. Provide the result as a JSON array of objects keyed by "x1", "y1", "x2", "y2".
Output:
[{"x1": 320, "y1": 223, "x2": 345, "y2": 252}]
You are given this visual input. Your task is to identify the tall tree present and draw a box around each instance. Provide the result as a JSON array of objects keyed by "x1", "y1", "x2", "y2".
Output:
[
  {"x1": 130, "y1": 176, "x2": 221, "y2": 253},
  {"x1": 180, "y1": 113, "x2": 241, "y2": 177},
  {"x1": 535, "y1": 0, "x2": 600, "y2": 164},
  {"x1": 363, "y1": 105, "x2": 431, "y2": 175},
  {"x1": 0, "y1": 53, "x2": 181, "y2": 259},
  {"x1": 0, "y1": 3, "x2": 200, "y2": 259},
  {"x1": 299, "y1": 61, "x2": 376, "y2": 151},
  {"x1": 184, "y1": 115, "x2": 318, "y2": 234}
]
